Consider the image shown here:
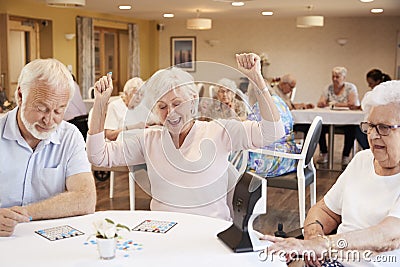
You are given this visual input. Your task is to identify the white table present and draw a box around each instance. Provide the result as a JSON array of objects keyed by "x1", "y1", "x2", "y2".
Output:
[
  {"x1": 291, "y1": 108, "x2": 365, "y2": 170},
  {"x1": 0, "y1": 210, "x2": 285, "y2": 267}
]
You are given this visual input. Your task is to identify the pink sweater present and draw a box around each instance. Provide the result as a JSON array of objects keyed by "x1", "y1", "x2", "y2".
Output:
[{"x1": 87, "y1": 119, "x2": 284, "y2": 220}]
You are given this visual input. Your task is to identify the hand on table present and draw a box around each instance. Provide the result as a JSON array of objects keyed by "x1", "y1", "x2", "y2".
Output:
[
  {"x1": 260, "y1": 234, "x2": 328, "y2": 266},
  {"x1": 0, "y1": 206, "x2": 30, "y2": 237}
]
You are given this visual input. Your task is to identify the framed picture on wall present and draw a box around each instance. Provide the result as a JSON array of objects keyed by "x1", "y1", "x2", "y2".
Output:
[{"x1": 171, "y1": 36, "x2": 196, "y2": 72}]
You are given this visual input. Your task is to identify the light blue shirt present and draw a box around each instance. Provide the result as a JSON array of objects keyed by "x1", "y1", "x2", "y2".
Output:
[{"x1": 0, "y1": 108, "x2": 91, "y2": 208}]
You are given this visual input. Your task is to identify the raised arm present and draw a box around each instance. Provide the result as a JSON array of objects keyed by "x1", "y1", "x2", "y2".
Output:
[
  {"x1": 88, "y1": 73, "x2": 114, "y2": 135},
  {"x1": 235, "y1": 53, "x2": 280, "y2": 122}
]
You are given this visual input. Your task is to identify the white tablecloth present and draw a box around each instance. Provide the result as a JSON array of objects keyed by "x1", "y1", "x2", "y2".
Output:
[
  {"x1": 0, "y1": 210, "x2": 286, "y2": 267},
  {"x1": 291, "y1": 108, "x2": 365, "y2": 125}
]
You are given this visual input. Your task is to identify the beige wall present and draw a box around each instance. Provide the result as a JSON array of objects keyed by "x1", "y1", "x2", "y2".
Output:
[
  {"x1": 158, "y1": 17, "x2": 400, "y2": 103},
  {"x1": 1, "y1": 0, "x2": 158, "y2": 80}
]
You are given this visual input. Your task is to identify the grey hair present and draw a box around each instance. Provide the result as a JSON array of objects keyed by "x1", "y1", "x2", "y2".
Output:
[
  {"x1": 123, "y1": 77, "x2": 144, "y2": 95},
  {"x1": 15, "y1": 58, "x2": 75, "y2": 105},
  {"x1": 216, "y1": 78, "x2": 238, "y2": 93},
  {"x1": 281, "y1": 74, "x2": 296, "y2": 85},
  {"x1": 332, "y1": 66, "x2": 347, "y2": 77},
  {"x1": 142, "y1": 67, "x2": 199, "y2": 113},
  {"x1": 362, "y1": 80, "x2": 400, "y2": 115}
]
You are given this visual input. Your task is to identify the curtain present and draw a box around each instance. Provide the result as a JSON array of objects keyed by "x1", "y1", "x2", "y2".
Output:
[
  {"x1": 128, "y1": 23, "x2": 140, "y2": 78},
  {"x1": 76, "y1": 16, "x2": 95, "y2": 99}
]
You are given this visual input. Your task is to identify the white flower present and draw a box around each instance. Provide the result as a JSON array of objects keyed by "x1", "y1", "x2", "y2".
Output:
[{"x1": 93, "y1": 218, "x2": 130, "y2": 239}]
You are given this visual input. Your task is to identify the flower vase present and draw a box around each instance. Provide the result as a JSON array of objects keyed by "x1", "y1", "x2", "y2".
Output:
[{"x1": 96, "y1": 237, "x2": 117, "y2": 260}]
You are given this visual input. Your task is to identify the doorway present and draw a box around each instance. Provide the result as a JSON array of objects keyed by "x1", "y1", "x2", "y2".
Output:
[{"x1": 0, "y1": 15, "x2": 53, "y2": 101}]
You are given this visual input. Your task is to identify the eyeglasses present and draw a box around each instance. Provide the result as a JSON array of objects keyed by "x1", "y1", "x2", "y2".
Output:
[
  {"x1": 217, "y1": 89, "x2": 230, "y2": 95},
  {"x1": 359, "y1": 122, "x2": 400, "y2": 136}
]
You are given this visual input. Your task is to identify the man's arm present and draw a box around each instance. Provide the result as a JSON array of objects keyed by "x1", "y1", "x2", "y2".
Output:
[{"x1": 26, "y1": 172, "x2": 96, "y2": 220}]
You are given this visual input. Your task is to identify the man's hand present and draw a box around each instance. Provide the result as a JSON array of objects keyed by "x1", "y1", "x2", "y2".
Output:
[{"x1": 0, "y1": 207, "x2": 30, "y2": 237}]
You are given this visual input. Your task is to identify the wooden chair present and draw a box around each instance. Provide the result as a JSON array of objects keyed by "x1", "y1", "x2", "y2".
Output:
[{"x1": 248, "y1": 116, "x2": 322, "y2": 227}]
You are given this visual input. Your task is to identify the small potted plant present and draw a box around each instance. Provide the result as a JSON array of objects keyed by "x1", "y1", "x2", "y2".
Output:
[{"x1": 93, "y1": 218, "x2": 130, "y2": 260}]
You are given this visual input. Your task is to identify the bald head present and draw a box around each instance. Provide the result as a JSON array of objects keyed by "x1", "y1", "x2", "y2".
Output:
[{"x1": 279, "y1": 74, "x2": 296, "y2": 94}]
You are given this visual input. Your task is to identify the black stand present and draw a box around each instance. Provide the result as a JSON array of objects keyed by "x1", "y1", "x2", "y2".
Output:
[{"x1": 217, "y1": 172, "x2": 268, "y2": 253}]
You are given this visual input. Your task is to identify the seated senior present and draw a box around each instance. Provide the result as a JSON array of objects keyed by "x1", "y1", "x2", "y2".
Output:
[
  {"x1": 247, "y1": 84, "x2": 300, "y2": 177},
  {"x1": 262, "y1": 80, "x2": 400, "y2": 266},
  {"x1": 87, "y1": 53, "x2": 285, "y2": 221},
  {"x1": 104, "y1": 77, "x2": 144, "y2": 141},
  {"x1": 206, "y1": 78, "x2": 248, "y2": 121},
  {"x1": 0, "y1": 59, "x2": 96, "y2": 237}
]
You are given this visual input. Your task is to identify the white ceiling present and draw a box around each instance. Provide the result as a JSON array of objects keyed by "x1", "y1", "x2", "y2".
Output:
[{"x1": 43, "y1": 0, "x2": 400, "y2": 20}]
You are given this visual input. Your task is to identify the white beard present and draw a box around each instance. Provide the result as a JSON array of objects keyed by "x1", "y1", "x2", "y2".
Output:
[{"x1": 20, "y1": 104, "x2": 57, "y2": 140}]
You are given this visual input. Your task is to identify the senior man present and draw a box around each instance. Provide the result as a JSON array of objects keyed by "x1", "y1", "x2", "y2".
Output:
[{"x1": 0, "y1": 59, "x2": 96, "y2": 237}]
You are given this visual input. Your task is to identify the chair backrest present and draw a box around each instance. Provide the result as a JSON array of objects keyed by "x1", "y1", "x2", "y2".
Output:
[
  {"x1": 301, "y1": 116, "x2": 323, "y2": 165},
  {"x1": 196, "y1": 82, "x2": 205, "y2": 96},
  {"x1": 209, "y1": 85, "x2": 216, "y2": 98},
  {"x1": 87, "y1": 87, "x2": 95, "y2": 99},
  {"x1": 290, "y1": 87, "x2": 297, "y2": 102}
]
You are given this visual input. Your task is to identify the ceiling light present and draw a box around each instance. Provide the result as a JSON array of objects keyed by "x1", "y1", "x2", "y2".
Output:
[
  {"x1": 296, "y1": 16, "x2": 324, "y2": 28},
  {"x1": 360, "y1": 0, "x2": 374, "y2": 2},
  {"x1": 163, "y1": 13, "x2": 175, "y2": 18},
  {"x1": 336, "y1": 38, "x2": 348, "y2": 46},
  {"x1": 46, "y1": 0, "x2": 85, "y2": 7},
  {"x1": 371, "y1": 8, "x2": 383, "y2": 13},
  {"x1": 261, "y1": 11, "x2": 274, "y2": 16},
  {"x1": 296, "y1": 5, "x2": 324, "y2": 28},
  {"x1": 118, "y1": 5, "x2": 132, "y2": 10},
  {"x1": 232, "y1": 2, "x2": 245, "y2": 7},
  {"x1": 186, "y1": 10, "x2": 212, "y2": 30}
]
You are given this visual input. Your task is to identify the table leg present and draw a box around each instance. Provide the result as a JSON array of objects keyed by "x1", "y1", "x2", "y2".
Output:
[{"x1": 328, "y1": 125, "x2": 335, "y2": 170}]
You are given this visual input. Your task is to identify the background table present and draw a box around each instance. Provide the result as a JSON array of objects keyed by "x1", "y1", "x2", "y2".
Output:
[
  {"x1": 0, "y1": 210, "x2": 286, "y2": 267},
  {"x1": 291, "y1": 108, "x2": 365, "y2": 170}
]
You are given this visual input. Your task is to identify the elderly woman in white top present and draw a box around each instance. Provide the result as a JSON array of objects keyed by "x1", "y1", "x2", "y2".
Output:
[
  {"x1": 262, "y1": 80, "x2": 400, "y2": 267},
  {"x1": 87, "y1": 53, "x2": 284, "y2": 221},
  {"x1": 104, "y1": 77, "x2": 145, "y2": 141},
  {"x1": 206, "y1": 78, "x2": 248, "y2": 121},
  {"x1": 317, "y1": 66, "x2": 360, "y2": 166}
]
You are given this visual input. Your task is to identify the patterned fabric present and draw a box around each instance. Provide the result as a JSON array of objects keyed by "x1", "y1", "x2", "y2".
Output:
[
  {"x1": 322, "y1": 82, "x2": 360, "y2": 106},
  {"x1": 206, "y1": 98, "x2": 247, "y2": 120},
  {"x1": 321, "y1": 260, "x2": 344, "y2": 267},
  {"x1": 247, "y1": 95, "x2": 300, "y2": 177}
]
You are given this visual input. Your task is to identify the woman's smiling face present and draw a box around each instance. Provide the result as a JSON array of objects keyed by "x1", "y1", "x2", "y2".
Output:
[{"x1": 155, "y1": 88, "x2": 194, "y2": 135}]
